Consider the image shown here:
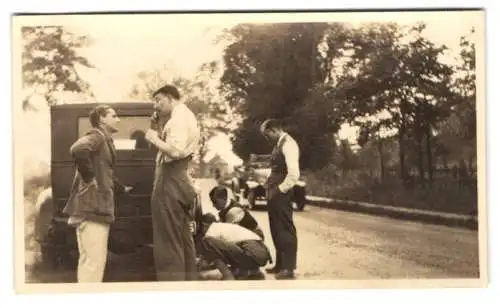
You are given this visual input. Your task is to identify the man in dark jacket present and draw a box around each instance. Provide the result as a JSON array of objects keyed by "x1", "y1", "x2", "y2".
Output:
[{"x1": 63, "y1": 105, "x2": 131, "y2": 283}]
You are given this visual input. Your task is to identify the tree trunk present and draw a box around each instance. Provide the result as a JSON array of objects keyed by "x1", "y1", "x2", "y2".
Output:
[
  {"x1": 310, "y1": 28, "x2": 316, "y2": 84},
  {"x1": 398, "y1": 125, "x2": 408, "y2": 182},
  {"x1": 198, "y1": 143, "x2": 207, "y2": 178},
  {"x1": 416, "y1": 137, "x2": 425, "y2": 186},
  {"x1": 467, "y1": 155, "x2": 475, "y2": 176},
  {"x1": 442, "y1": 155, "x2": 448, "y2": 170},
  {"x1": 425, "y1": 125, "x2": 434, "y2": 184},
  {"x1": 377, "y1": 139, "x2": 385, "y2": 183}
]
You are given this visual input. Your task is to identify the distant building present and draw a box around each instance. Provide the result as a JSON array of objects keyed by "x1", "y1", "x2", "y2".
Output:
[{"x1": 203, "y1": 153, "x2": 232, "y2": 179}]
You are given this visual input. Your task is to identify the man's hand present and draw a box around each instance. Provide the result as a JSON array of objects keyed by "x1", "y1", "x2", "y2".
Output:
[
  {"x1": 145, "y1": 129, "x2": 159, "y2": 145},
  {"x1": 267, "y1": 184, "x2": 287, "y2": 200},
  {"x1": 278, "y1": 184, "x2": 287, "y2": 194},
  {"x1": 123, "y1": 186, "x2": 133, "y2": 194}
]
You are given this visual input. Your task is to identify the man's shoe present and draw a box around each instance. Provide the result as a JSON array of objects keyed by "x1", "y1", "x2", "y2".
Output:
[
  {"x1": 265, "y1": 267, "x2": 281, "y2": 274},
  {"x1": 275, "y1": 269, "x2": 296, "y2": 280},
  {"x1": 247, "y1": 269, "x2": 265, "y2": 280},
  {"x1": 233, "y1": 269, "x2": 249, "y2": 280},
  {"x1": 214, "y1": 260, "x2": 235, "y2": 280}
]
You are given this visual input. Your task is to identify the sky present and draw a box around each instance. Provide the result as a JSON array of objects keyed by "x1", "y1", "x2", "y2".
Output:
[
  {"x1": 57, "y1": 11, "x2": 481, "y2": 101},
  {"x1": 16, "y1": 11, "x2": 483, "y2": 167}
]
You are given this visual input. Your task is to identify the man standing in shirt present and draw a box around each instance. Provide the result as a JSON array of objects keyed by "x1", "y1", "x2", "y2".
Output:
[
  {"x1": 145, "y1": 84, "x2": 201, "y2": 281},
  {"x1": 197, "y1": 214, "x2": 271, "y2": 280},
  {"x1": 260, "y1": 119, "x2": 300, "y2": 280}
]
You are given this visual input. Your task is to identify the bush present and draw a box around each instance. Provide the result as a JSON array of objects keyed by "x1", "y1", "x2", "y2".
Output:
[{"x1": 303, "y1": 164, "x2": 478, "y2": 215}]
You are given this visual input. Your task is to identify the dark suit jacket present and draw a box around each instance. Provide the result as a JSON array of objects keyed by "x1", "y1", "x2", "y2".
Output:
[{"x1": 63, "y1": 128, "x2": 125, "y2": 224}]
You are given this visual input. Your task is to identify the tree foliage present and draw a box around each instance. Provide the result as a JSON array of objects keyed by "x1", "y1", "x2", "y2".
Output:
[
  {"x1": 220, "y1": 22, "x2": 353, "y2": 169},
  {"x1": 129, "y1": 62, "x2": 236, "y2": 164},
  {"x1": 220, "y1": 20, "x2": 478, "y2": 182},
  {"x1": 337, "y1": 23, "x2": 456, "y2": 181},
  {"x1": 22, "y1": 26, "x2": 95, "y2": 109},
  {"x1": 434, "y1": 28, "x2": 477, "y2": 171}
]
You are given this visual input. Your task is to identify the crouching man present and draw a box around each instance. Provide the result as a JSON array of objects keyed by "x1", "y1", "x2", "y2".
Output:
[
  {"x1": 209, "y1": 185, "x2": 265, "y2": 240},
  {"x1": 196, "y1": 213, "x2": 271, "y2": 280}
]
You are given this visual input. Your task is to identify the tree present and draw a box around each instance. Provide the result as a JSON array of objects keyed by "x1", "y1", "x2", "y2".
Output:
[
  {"x1": 435, "y1": 28, "x2": 477, "y2": 175},
  {"x1": 128, "y1": 63, "x2": 237, "y2": 170},
  {"x1": 128, "y1": 64, "x2": 177, "y2": 101},
  {"x1": 338, "y1": 22, "x2": 455, "y2": 183},
  {"x1": 22, "y1": 26, "x2": 95, "y2": 109},
  {"x1": 220, "y1": 22, "x2": 353, "y2": 169},
  {"x1": 333, "y1": 139, "x2": 359, "y2": 178}
]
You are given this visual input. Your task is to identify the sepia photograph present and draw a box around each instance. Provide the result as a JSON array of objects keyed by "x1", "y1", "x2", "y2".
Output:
[{"x1": 11, "y1": 9, "x2": 487, "y2": 293}]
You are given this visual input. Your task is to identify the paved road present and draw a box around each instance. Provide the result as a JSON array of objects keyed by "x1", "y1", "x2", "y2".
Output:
[
  {"x1": 26, "y1": 179, "x2": 480, "y2": 282},
  {"x1": 197, "y1": 179, "x2": 480, "y2": 280},
  {"x1": 252, "y1": 205, "x2": 479, "y2": 279}
]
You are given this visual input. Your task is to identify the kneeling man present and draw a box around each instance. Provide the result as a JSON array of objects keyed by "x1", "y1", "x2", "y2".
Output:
[{"x1": 197, "y1": 213, "x2": 271, "y2": 280}]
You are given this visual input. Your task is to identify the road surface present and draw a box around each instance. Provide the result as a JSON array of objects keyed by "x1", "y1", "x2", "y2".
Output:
[
  {"x1": 197, "y1": 179, "x2": 480, "y2": 280},
  {"x1": 26, "y1": 179, "x2": 480, "y2": 283},
  {"x1": 248, "y1": 203, "x2": 479, "y2": 279}
]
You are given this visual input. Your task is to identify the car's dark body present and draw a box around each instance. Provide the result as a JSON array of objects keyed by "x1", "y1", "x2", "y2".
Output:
[
  {"x1": 43, "y1": 102, "x2": 203, "y2": 274},
  {"x1": 231, "y1": 154, "x2": 307, "y2": 211}
]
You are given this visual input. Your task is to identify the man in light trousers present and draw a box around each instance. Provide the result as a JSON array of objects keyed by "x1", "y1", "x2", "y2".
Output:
[{"x1": 63, "y1": 105, "x2": 131, "y2": 282}]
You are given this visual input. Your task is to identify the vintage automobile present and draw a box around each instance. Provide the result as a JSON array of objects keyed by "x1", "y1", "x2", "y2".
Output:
[
  {"x1": 37, "y1": 102, "x2": 203, "y2": 278},
  {"x1": 231, "y1": 154, "x2": 307, "y2": 211}
]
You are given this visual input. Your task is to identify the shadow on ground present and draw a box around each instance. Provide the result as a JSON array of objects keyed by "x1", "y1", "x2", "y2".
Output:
[{"x1": 26, "y1": 246, "x2": 157, "y2": 283}]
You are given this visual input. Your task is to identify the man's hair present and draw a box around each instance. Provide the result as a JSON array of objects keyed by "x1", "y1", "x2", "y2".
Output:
[
  {"x1": 152, "y1": 84, "x2": 180, "y2": 100},
  {"x1": 260, "y1": 118, "x2": 283, "y2": 133},
  {"x1": 89, "y1": 105, "x2": 112, "y2": 128},
  {"x1": 209, "y1": 186, "x2": 228, "y2": 203}
]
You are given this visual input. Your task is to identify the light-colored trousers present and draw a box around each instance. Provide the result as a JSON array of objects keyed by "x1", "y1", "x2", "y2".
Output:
[{"x1": 75, "y1": 220, "x2": 110, "y2": 282}]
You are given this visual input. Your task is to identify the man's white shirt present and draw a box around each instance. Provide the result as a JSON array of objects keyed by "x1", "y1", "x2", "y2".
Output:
[
  {"x1": 205, "y1": 222, "x2": 262, "y2": 243},
  {"x1": 277, "y1": 133, "x2": 301, "y2": 193},
  {"x1": 156, "y1": 103, "x2": 200, "y2": 164}
]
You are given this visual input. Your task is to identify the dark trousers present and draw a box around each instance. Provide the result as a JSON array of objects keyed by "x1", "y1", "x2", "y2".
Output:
[
  {"x1": 198, "y1": 237, "x2": 270, "y2": 270},
  {"x1": 151, "y1": 194, "x2": 198, "y2": 281},
  {"x1": 151, "y1": 160, "x2": 198, "y2": 281},
  {"x1": 267, "y1": 189, "x2": 297, "y2": 270}
]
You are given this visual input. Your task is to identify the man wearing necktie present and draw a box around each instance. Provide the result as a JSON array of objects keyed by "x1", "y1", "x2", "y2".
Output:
[
  {"x1": 259, "y1": 119, "x2": 300, "y2": 280},
  {"x1": 145, "y1": 84, "x2": 201, "y2": 281}
]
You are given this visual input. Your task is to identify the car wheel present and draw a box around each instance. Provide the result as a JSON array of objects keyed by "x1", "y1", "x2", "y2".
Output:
[{"x1": 40, "y1": 220, "x2": 78, "y2": 271}]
